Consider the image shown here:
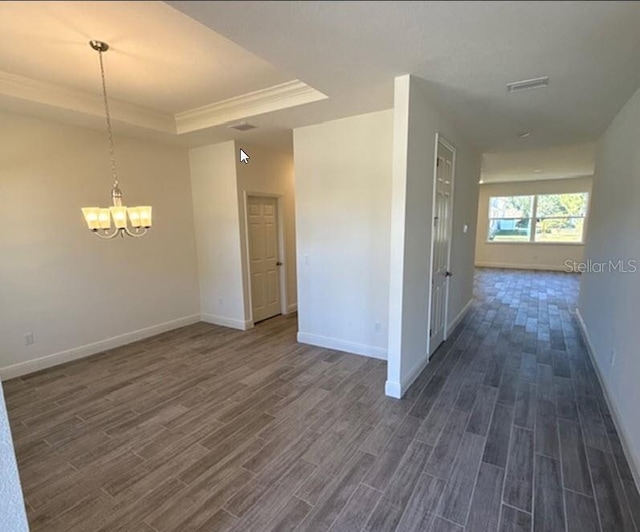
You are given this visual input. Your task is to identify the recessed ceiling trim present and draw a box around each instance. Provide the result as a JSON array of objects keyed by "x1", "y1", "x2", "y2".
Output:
[
  {"x1": 0, "y1": 70, "x2": 175, "y2": 133},
  {"x1": 506, "y1": 76, "x2": 550, "y2": 93},
  {"x1": 0, "y1": 71, "x2": 328, "y2": 137},
  {"x1": 175, "y1": 80, "x2": 327, "y2": 134}
]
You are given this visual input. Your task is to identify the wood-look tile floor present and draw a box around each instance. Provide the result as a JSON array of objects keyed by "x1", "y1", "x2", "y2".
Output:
[{"x1": 4, "y1": 269, "x2": 640, "y2": 531}]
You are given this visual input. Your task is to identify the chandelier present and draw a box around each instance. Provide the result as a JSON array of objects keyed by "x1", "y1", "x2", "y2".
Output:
[{"x1": 81, "y1": 40, "x2": 152, "y2": 239}]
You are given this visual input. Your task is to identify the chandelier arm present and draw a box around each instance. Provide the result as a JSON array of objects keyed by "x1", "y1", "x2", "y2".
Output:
[
  {"x1": 97, "y1": 49, "x2": 118, "y2": 187},
  {"x1": 123, "y1": 227, "x2": 149, "y2": 238},
  {"x1": 91, "y1": 228, "x2": 121, "y2": 240}
]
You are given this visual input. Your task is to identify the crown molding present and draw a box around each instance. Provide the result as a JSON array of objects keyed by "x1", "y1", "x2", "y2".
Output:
[
  {"x1": 0, "y1": 71, "x2": 327, "y2": 136},
  {"x1": 174, "y1": 80, "x2": 327, "y2": 134},
  {"x1": 0, "y1": 70, "x2": 176, "y2": 133}
]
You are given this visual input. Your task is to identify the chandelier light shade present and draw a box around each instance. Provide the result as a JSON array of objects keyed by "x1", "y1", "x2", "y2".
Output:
[{"x1": 81, "y1": 40, "x2": 152, "y2": 239}]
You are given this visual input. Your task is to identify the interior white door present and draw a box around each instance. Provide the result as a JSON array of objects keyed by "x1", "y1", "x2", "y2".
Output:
[
  {"x1": 429, "y1": 139, "x2": 455, "y2": 355},
  {"x1": 247, "y1": 196, "x2": 281, "y2": 323}
]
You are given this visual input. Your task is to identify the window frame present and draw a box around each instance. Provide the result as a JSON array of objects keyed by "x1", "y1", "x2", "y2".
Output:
[{"x1": 486, "y1": 192, "x2": 589, "y2": 245}]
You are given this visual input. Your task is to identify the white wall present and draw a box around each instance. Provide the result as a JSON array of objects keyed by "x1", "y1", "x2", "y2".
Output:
[
  {"x1": 235, "y1": 142, "x2": 297, "y2": 319},
  {"x1": 189, "y1": 141, "x2": 248, "y2": 329},
  {"x1": 0, "y1": 112, "x2": 200, "y2": 379},
  {"x1": 387, "y1": 75, "x2": 481, "y2": 398},
  {"x1": 475, "y1": 177, "x2": 592, "y2": 271},
  {"x1": 578, "y1": 86, "x2": 640, "y2": 483},
  {"x1": 294, "y1": 110, "x2": 393, "y2": 359}
]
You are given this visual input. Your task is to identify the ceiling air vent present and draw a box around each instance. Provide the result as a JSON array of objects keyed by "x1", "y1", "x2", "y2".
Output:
[
  {"x1": 506, "y1": 76, "x2": 550, "y2": 93},
  {"x1": 228, "y1": 122, "x2": 257, "y2": 131}
]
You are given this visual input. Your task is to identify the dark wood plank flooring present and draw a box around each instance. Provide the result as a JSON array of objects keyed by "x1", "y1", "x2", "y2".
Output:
[{"x1": 3, "y1": 268, "x2": 639, "y2": 531}]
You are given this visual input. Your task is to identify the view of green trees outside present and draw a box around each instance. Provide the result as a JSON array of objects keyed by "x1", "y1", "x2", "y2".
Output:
[
  {"x1": 535, "y1": 193, "x2": 588, "y2": 242},
  {"x1": 488, "y1": 193, "x2": 588, "y2": 243},
  {"x1": 488, "y1": 195, "x2": 533, "y2": 241}
]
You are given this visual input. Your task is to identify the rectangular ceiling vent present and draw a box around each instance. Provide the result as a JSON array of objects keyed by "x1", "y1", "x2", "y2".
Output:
[
  {"x1": 506, "y1": 76, "x2": 550, "y2": 93},
  {"x1": 228, "y1": 122, "x2": 257, "y2": 131}
]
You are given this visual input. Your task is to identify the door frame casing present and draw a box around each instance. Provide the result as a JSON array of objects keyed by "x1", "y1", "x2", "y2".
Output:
[
  {"x1": 242, "y1": 192, "x2": 289, "y2": 325},
  {"x1": 426, "y1": 133, "x2": 457, "y2": 356}
]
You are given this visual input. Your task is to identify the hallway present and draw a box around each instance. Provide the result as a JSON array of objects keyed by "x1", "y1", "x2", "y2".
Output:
[
  {"x1": 453, "y1": 268, "x2": 640, "y2": 531},
  {"x1": 5, "y1": 270, "x2": 639, "y2": 531}
]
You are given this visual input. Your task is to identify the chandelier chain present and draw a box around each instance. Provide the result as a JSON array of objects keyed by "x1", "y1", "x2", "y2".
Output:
[{"x1": 97, "y1": 49, "x2": 118, "y2": 186}]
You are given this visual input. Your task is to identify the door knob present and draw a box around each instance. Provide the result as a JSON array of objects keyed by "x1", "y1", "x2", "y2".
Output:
[
  {"x1": 445, "y1": 271, "x2": 452, "y2": 277},
  {"x1": 276, "y1": 261, "x2": 283, "y2": 266}
]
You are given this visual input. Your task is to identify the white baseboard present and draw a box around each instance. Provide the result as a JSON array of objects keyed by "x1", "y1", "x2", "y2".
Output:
[
  {"x1": 475, "y1": 261, "x2": 569, "y2": 272},
  {"x1": 286, "y1": 303, "x2": 298, "y2": 314},
  {"x1": 385, "y1": 300, "x2": 473, "y2": 399},
  {"x1": 448, "y1": 299, "x2": 472, "y2": 334},
  {"x1": 297, "y1": 332, "x2": 387, "y2": 360},
  {"x1": 400, "y1": 354, "x2": 432, "y2": 397},
  {"x1": 385, "y1": 380, "x2": 402, "y2": 399},
  {"x1": 575, "y1": 309, "x2": 640, "y2": 491},
  {"x1": 0, "y1": 314, "x2": 201, "y2": 381},
  {"x1": 201, "y1": 313, "x2": 252, "y2": 331}
]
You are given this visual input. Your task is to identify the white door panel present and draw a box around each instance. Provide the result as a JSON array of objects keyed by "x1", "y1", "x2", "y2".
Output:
[
  {"x1": 429, "y1": 139, "x2": 455, "y2": 355},
  {"x1": 248, "y1": 197, "x2": 281, "y2": 322}
]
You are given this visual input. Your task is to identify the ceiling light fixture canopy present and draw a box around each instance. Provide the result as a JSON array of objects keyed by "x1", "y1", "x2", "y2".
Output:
[{"x1": 81, "y1": 40, "x2": 152, "y2": 239}]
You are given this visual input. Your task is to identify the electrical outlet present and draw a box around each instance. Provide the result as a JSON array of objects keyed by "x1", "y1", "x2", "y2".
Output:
[
  {"x1": 24, "y1": 332, "x2": 34, "y2": 346},
  {"x1": 610, "y1": 350, "x2": 616, "y2": 366},
  {"x1": 374, "y1": 321, "x2": 382, "y2": 333}
]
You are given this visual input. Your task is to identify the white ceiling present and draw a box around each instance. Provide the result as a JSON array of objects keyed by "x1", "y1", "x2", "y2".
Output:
[
  {"x1": 1, "y1": 1, "x2": 640, "y2": 164},
  {"x1": 0, "y1": 1, "x2": 292, "y2": 114},
  {"x1": 481, "y1": 142, "x2": 595, "y2": 183},
  {"x1": 0, "y1": 1, "x2": 325, "y2": 148},
  {"x1": 170, "y1": 1, "x2": 640, "y2": 152}
]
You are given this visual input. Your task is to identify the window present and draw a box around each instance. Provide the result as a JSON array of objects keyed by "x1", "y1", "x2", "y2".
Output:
[
  {"x1": 488, "y1": 195, "x2": 534, "y2": 242},
  {"x1": 534, "y1": 193, "x2": 588, "y2": 243},
  {"x1": 488, "y1": 192, "x2": 589, "y2": 244}
]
